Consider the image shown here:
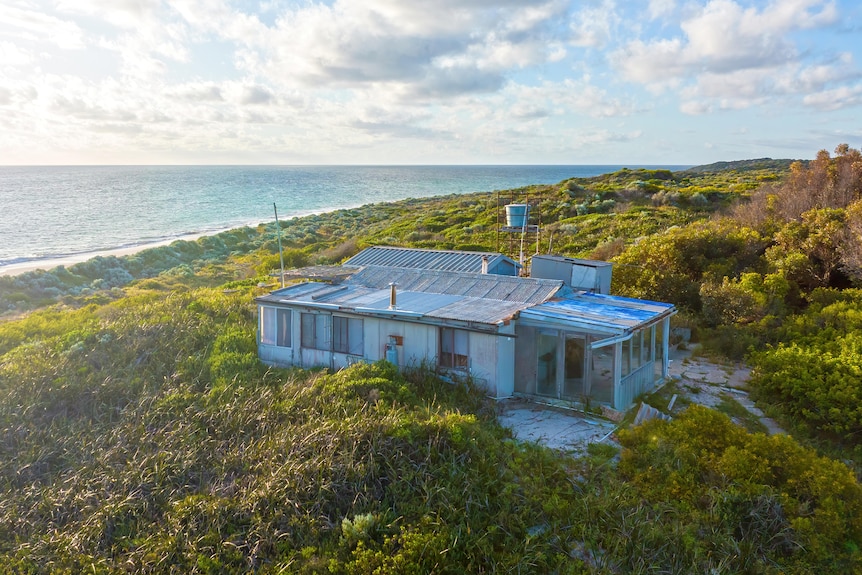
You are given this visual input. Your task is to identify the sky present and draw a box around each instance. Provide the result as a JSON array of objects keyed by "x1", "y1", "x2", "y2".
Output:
[{"x1": 0, "y1": 0, "x2": 860, "y2": 165}]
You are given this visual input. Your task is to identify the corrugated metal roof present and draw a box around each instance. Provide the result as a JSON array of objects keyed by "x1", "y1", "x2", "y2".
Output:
[
  {"x1": 256, "y1": 264, "x2": 674, "y2": 331},
  {"x1": 520, "y1": 292, "x2": 674, "y2": 334},
  {"x1": 344, "y1": 246, "x2": 518, "y2": 274},
  {"x1": 256, "y1": 280, "x2": 527, "y2": 325},
  {"x1": 281, "y1": 265, "x2": 359, "y2": 282},
  {"x1": 347, "y1": 266, "x2": 562, "y2": 304}
]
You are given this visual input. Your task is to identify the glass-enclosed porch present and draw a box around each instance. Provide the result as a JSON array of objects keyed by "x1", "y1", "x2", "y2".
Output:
[{"x1": 513, "y1": 316, "x2": 670, "y2": 411}]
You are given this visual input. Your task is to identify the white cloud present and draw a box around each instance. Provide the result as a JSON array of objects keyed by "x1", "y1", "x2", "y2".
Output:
[
  {"x1": 0, "y1": 0, "x2": 859, "y2": 164},
  {"x1": 0, "y1": 4, "x2": 86, "y2": 50},
  {"x1": 568, "y1": 0, "x2": 618, "y2": 48},
  {"x1": 794, "y1": 53, "x2": 859, "y2": 89},
  {"x1": 0, "y1": 41, "x2": 33, "y2": 68},
  {"x1": 612, "y1": 0, "x2": 851, "y2": 113},
  {"x1": 613, "y1": 0, "x2": 839, "y2": 82},
  {"x1": 540, "y1": 78, "x2": 637, "y2": 118},
  {"x1": 239, "y1": 85, "x2": 275, "y2": 105},
  {"x1": 349, "y1": 107, "x2": 443, "y2": 140},
  {"x1": 570, "y1": 128, "x2": 643, "y2": 147},
  {"x1": 248, "y1": 0, "x2": 569, "y2": 100},
  {"x1": 803, "y1": 84, "x2": 862, "y2": 110},
  {"x1": 0, "y1": 81, "x2": 38, "y2": 107},
  {"x1": 678, "y1": 50, "x2": 860, "y2": 113},
  {"x1": 648, "y1": 0, "x2": 676, "y2": 20},
  {"x1": 55, "y1": 0, "x2": 161, "y2": 29},
  {"x1": 168, "y1": 82, "x2": 224, "y2": 102},
  {"x1": 171, "y1": 0, "x2": 269, "y2": 45},
  {"x1": 680, "y1": 100, "x2": 712, "y2": 115}
]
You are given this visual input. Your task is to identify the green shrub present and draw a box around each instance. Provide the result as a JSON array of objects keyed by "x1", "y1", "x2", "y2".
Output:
[{"x1": 618, "y1": 406, "x2": 862, "y2": 570}]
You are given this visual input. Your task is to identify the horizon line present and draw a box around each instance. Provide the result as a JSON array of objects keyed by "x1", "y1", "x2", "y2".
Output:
[{"x1": 1, "y1": 162, "x2": 741, "y2": 169}]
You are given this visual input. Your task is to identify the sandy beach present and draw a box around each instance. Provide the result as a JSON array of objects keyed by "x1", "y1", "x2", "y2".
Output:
[{"x1": 0, "y1": 232, "x2": 212, "y2": 278}]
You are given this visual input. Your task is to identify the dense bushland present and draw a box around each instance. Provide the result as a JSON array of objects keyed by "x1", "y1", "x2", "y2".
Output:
[
  {"x1": 1, "y1": 284, "x2": 859, "y2": 573},
  {"x1": 744, "y1": 289, "x2": 862, "y2": 452},
  {"x1": 618, "y1": 406, "x2": 862, "y2": 572},
  {"x1": 601, "y1": 146, "x2": 862, "y2": 454},
  {"x1": 4, "y1": 149, "x2": 862, "y2": 571},
  {"x1": 0, "y1": 160, "x2": 784, "y2": 316}
]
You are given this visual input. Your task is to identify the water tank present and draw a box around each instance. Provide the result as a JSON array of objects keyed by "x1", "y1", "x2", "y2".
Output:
[{"x1": 505, "y1": 204, "x2": 529, "y2": 227}]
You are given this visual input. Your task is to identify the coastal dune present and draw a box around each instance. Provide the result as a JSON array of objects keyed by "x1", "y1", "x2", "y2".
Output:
[{"x1": 0, "y1": 233, "x2": 212, "y2": 278}]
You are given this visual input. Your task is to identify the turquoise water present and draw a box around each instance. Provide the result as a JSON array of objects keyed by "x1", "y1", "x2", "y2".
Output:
[{"x1": 0, "y1": 165, "x2": 687, "y2": 268}]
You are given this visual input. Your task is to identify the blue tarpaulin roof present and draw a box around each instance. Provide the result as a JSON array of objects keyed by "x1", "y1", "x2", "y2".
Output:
[{"x1": 519, "y1": 292, "x2": 674, "y2": 334}]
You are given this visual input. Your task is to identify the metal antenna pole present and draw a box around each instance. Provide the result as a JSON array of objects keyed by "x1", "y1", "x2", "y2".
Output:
[
  {"x1": 519, "y1": 198, "x2": 529, "y2": 272},
  {"x1": 273, "y1": 203, "x2": 285, "y2": 288},
  {"x1": 495, "y1": 190, "x2": 500, "y2": 253}
]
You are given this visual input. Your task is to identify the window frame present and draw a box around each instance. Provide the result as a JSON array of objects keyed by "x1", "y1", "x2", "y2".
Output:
[
  {"x1": 439, "y1": 327, "x2": 469, "y2": 371},
  {"x1": 333, "y1": 315, "x2": 364, "y2": 356},
  {"x1": 301, "y1": 312, "x2": 331, "y2": 350},
  {"x1": 260, "y1": 306, "x2": 292, "y2": 348}
]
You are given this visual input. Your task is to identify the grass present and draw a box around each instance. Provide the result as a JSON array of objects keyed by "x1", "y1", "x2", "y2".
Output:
[
  {"x1": 715, "y1": 393, "x2": 769, "y2": 434},
  {"x1": 1, "y1": 282, "x2": 858, "y2": 572},
  {"x1": 642, "y1": 380, "x2": 688, "y2": 413},
  {"x1": 3, "y1": 157, "x2": 862, "y2": 572}
]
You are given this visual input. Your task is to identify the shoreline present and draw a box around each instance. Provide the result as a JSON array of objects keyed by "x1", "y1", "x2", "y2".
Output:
[
  {"x1": 0, "y1": 206, "x2": 343, "y2": 279},
  {"x1": 0, "y1": 231, "x2": 225, "y2": 278},
  {"x1": 0, "y1": 165, "x2": 673, "y2": 281}
]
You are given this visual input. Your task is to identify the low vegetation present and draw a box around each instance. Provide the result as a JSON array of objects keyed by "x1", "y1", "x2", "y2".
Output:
[
  {"x1": 2, "y1": 147, "x2": 862, "y2": 572},
  {"x1": 1, "y1": 285, "x2": 859, "y2": 572},
  {"x1": 605, "y1": 146, "x2": 862, "y2": 456}
]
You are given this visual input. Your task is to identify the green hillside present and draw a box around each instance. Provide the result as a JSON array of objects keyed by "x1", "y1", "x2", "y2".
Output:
[
  {"x1": 2, "y1": 145, "x2": 862, "y2": 572},
  {"x1": 2, "y1": 286, "x2": 859, "y2": 573}
]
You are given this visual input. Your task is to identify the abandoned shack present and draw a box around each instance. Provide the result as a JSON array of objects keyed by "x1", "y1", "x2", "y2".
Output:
[{"x1": 255, "y1": 247, "x2": 675, "y2": 411}]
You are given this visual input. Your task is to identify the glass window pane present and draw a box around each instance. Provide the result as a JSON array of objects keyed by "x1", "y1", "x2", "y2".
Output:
[
  {"x1": 632, "y1": 331, "x2": 642, "y2": 371},
  {"x1": 277, "y1": 309, "x2": 291, "y2": 347},
  {"x1": 536, "y1": 331, "x2": 557, "y2": 397},
  {"x1": 348, "y1": 318, "x2": 363, "y2": 356},
  {"x1": 454, "y1": 330, "x2": 468, "y2": 353},
  {"x1": 333, "y1": 316, "x2": 348, "y2": 353},
  {"x1": 260, "y1": 307, "x2": 277, "y2": 345},
  {"x1": 441, "y1": 328, "x2": 453, "y2": 355},
  {"x1": 301, "y1": 313, "x2": 314, "y2": 348},
  {"x1": 314, "y1": 315, "x2": 329, "y2": 350},
  {"x1": 655, "y1": 320, "x2": 665, "y2": 380},
  {"x1": 622, "y1": 338, "x2": 631, "y2": 376},
  {"x1": 454, "y1": 329, "x2": 468, "y2": 368},
  {"x1": 333, "y1": 316, "x2": 363, "y2": 355},
  {"x1": 564, "y1": 335, "x2": 585, "y2": 399},
  {"x1": 589, "y1": 339, "x2": 615, "y2": 404},
  {"x1": 643, "y1": 326, "x2": 653, "y2": 365},
  {"x1": 440, "y1": 327, "x2": 468, "y2": 370}
]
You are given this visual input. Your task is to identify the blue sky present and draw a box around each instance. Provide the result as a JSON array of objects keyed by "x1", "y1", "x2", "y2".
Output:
[{"x1": 0, "y1": 0, "x2": 860, "y2": 165}]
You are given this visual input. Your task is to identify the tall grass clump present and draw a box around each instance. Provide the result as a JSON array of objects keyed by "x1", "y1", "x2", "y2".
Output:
[{"x1": 0, "y1": 288, "x2": 591, "y2": 573}]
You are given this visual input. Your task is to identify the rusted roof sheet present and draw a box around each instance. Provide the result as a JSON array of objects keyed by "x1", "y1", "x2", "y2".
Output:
[{"x1": 344, "y1": 246, "x2": 519, "y2": 274}]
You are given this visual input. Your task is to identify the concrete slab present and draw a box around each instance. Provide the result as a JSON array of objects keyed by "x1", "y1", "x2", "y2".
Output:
[
  {"x1": 497, "y1": 399, "x2": 617, "y2": 454},
  {"x1": 667, "y1": 347, "x2": 785, "y2": 435}
]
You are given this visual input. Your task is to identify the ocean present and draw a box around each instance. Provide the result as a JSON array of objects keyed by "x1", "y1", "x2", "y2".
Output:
[{"x1": 0, "y1": 165, "x2": 687, "y2": 272}]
